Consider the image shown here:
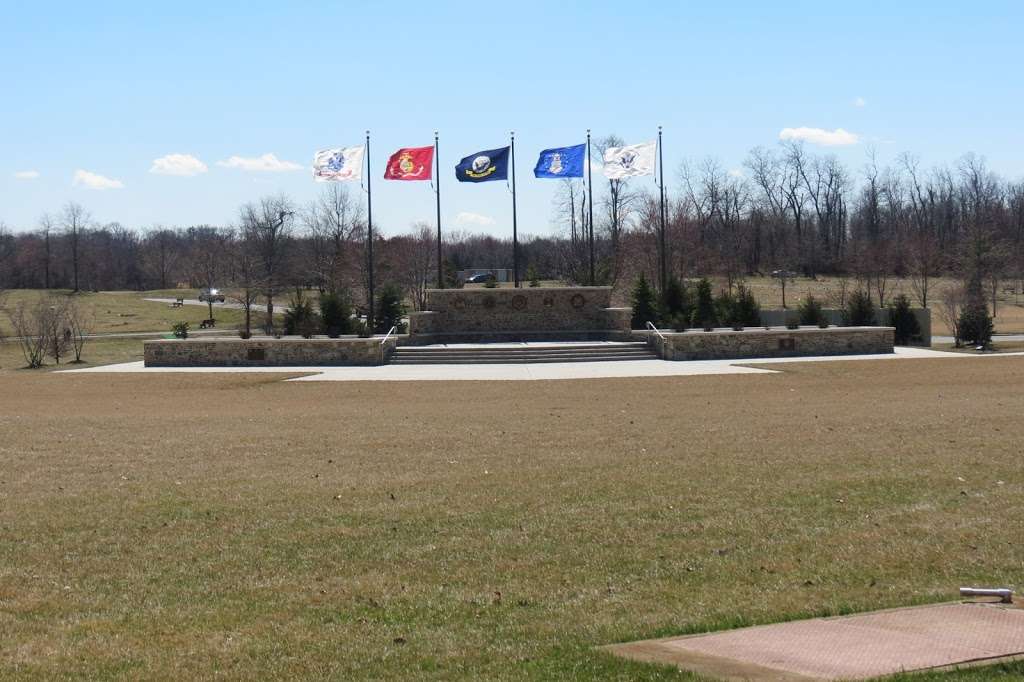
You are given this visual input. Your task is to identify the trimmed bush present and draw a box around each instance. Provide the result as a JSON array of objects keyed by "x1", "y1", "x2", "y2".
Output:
[
  {"x1": 319, "y1": 292, "x2": 353, "y2": 338},
  {"x1": 374, "y1": 283, "x2": 407, "y2": 334},
  {"x1": 798, "y1": 294, "x2": 828, "y2": 327},
  {"x1": 842, "y1": 289, "x2": 877, "y2": 326},
  {"x1": 887, "y1": 294, "x2": 921, "y2": 345},
  {"x1": 284, "y1": 289, "x2": 319, "y2": 338},
  {"x1": 693, "y1": 278, "x2": 717, "y2": 331},
  {"x1": 659, "y1": 276, "x2": 690, "y2": 328},
  {"x1": 630, "y1": 273, "x2": 658, "y2": 330},
  {"x1": 172, "y1": 321, "x2": 189, "y2": 339},
  {"x1": 959, "y1": 275, "x2": 993, "y2": 347}
]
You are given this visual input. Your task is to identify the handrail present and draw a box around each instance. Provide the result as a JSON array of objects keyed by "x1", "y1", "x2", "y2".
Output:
[
  {"x1": 645, "y1": 320, "x2": 666, "y2": 341},
  {"x1": 379, "y1": 325, "x2": 398, "y2": 364}
]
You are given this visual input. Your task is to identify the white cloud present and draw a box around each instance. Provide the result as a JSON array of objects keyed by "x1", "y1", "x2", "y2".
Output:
[
  {"x1": 217, "y1": 153, "x2": 302, "y2": 172},
  {"x1": 455, "y1": 211, "x2": 496, "y2": 228},
  {"x1": 853, "y1": 96, "x2": 867, "y2": 108},
  {"x1": 778, "y1": 127, "x2": 859, "y2": 146},
  {"x1": 728, "y1": 168, "x2": 744, "y2": 178},
  {"x1": 150, "y1": 153, "x2": 208, "y2": 176},
  {"x1": 14, "y1": 170, "x2": 40, "y2": 180},
  {"x1": 73, "y1": 169, "x2": 125, "y2": 190}
]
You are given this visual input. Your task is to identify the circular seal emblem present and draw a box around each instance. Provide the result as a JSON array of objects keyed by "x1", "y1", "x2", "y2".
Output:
[
  {"x1": 472, "y1": 156, "x2": 491, "y2": 173},
  {"x1": 512, "y1": 295, "x2": 527, "y2": 310},
  {"x1": 451, "y1": 295, "x2": 467, "y2": 310},
  {"x1": 570, "y1": 293, "x2": 586, "y2": 309},
  {"x1": 483, "y1": 295, "x2": 496, "y2": 310},
  {"x1": 542, "y1": 295, "x2": 555, "y2": 308}
]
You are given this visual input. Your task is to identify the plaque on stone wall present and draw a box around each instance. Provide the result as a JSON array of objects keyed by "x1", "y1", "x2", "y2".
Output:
[
  {"x1": 570, "y1": 293, "x2": 586, "y2": 309},
  {"x1": 512, "y1": 295, "x2": 527, "y2": 310}
]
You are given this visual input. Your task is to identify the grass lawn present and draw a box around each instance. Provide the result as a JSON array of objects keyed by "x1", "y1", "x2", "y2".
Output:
[
  {"x1": 688, "y1": 276, "x2": 1024, "y2": 337},
  {"x1": 2, "y1": 358, "x2": 1024, "y2": 679},
  {"x1": 0, "y1": 290, "x2": 278, "y2": 337}
]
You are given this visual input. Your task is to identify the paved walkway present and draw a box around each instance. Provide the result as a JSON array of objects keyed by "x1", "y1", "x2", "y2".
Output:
[
  {"x1": 604, "y1": 601, "x2": 1024, "y2": 680},
  {"x1": 58, "y1": 346, "x2": 1017, "y2": 382}
]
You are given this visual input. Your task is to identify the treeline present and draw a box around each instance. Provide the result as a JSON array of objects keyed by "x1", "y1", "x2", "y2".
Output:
[{"x1": 1, "y1": 143, "x2": 1022, "y2": 315}]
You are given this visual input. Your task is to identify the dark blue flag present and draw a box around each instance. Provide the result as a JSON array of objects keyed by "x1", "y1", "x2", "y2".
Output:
[
  {"x1": 533, "y1": 143, "x2": 585, "y2": 178},
  {"x1": 455, "y1": 146, "x2": 509, "y2": 183}
]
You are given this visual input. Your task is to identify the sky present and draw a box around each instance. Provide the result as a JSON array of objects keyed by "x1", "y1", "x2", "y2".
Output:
[{"x1": 2, "y1": 1, "x2": 1023, "y2": 237}]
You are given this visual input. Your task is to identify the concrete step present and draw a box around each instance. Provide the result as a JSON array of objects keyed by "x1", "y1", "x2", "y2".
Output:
[{"x1": 389, "y1": 343, "x2": 659, "y2": 365}]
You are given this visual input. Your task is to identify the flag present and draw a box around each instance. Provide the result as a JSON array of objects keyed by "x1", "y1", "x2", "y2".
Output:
[
  {"x1": 312, "y1": 146, "x2": 364, "y2": 182},
  {"x1": 602, "y1": 141, "x2": 655, "y2": 179},
  {"x1": 455, "y1": 146, "x2": 509, "y2": 183},
  {"x1": 384, "y1": 145, "x2": 434, "y2": 180},
  {"x1": 533, "y1": 144, "x2": 585, "y2": 178}
]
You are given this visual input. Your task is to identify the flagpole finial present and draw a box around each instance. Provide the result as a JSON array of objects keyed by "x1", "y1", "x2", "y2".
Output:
[{"x1": 658, "y1": 125, "x2": 663, "y2": 132}]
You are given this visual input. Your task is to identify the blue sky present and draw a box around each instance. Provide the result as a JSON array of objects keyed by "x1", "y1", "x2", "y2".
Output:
[{"x1": 2, "y1": 1, "x2": 1022, "y2": 236}]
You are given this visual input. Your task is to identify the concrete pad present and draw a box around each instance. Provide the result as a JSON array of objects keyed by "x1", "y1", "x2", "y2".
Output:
[
  {"x1": 603, "y1": 602, "x2": 1024, "y2": 681},
  {"x1": 59, "y1": 346, "x2": 1021, "y2": 382}
]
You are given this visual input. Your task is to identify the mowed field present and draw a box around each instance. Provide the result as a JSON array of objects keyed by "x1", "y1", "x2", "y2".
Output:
[{"x1": 2, "y1": 359, "x2": 1024, "y2": 680}]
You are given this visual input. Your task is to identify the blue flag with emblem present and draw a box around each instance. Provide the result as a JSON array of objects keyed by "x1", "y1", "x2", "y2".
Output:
[
  {"x1": 455, "y1": 146, "x2": 509, "y2": 183},
  {"x1": 533, "y1": 143, "x2": 585, "y2": 178}
]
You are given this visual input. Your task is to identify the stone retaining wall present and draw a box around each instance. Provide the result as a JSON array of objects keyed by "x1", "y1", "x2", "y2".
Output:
[
  {"x1": 407, "y1": 287, "x2": 631, "y2": 342},
  {"x1": 758, "y1": 308, "x2": 931, "y2": 346},
  {"x1": 649, "y1": 326, "x2": 894, "y2": 361},
  {"x1": 144, "y1": 337, "x2": 395, "y2": 367}
]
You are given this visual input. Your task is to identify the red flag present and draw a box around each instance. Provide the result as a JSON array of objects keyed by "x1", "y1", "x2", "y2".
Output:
[{"x1": 383, "y1": 145, "x2": 434, "y2": 180}]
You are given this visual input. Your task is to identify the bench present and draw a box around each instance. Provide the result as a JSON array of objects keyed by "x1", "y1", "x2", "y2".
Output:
[
  {"x1": 170, "y1": 297, "x2": 184, "y2": 308},
  {"x1": 199, "y1": 319, "x2": 216, "y2": 329}
]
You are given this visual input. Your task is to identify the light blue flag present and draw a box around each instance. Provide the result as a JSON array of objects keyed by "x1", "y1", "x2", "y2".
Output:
[{"x1": 533, "y1": 144, "x2": 585, "y2": 178}]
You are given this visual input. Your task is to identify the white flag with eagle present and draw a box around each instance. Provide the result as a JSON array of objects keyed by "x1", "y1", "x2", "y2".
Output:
[
  {"x1": 602, "y1": 141, "x2": 655, "y2": 179},
  {"x1": 312, "y1": 146, "x2": 364, "y2": 182}
]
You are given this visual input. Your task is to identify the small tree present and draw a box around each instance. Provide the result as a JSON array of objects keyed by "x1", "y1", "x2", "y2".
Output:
[
  {"x1": 693, "y1": 278, "x2": 717, "y2": 330},
  {"x1": 842, "y1": 289, "x2": 877, "y2": 326},
  {"x1": 798, "y1": 294, "x2": 828, "y2": 327},
  {"x1": 374, "y1": 283, "x2": 406, "y2": 333},
  {"x1": 731, "y1": 283, "x2": 761, "y2": 328},
  {"x1": 959, "y1": 273, "x2": 993, "y2": 348},
  {"x1": 659, "y1": 276, "x2": 690, "y2": 328},
  {"x1": 66, "y1": 299, "x2": 93, "y2": 363},
  {"x1": 8, "y1": 296, "x2": 52, "y2": 368},
  {"x1": 319, "y1": 291, "x2": 353, "y2": 338},
  {"x1": 630, "y1": 273, "x2": 657, "y2": 329},
  {"x1": 283, "y1": 288, "x2": 319, "y2": 338},
  {"x1": 937, "y1": 284, "x2": 965, "y2": 347},
  {"x1": 43, "y1": 297, "x2": 71, "y2": 366},
  {"x1": 526, "y1": 263, "x2": 541, "y2": 288},
  {"x1": 887, "y1": 294, "x2": 922, "y2": 345}
]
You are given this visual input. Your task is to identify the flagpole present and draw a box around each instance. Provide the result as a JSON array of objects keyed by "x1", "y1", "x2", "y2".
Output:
[
  {"x1": 511, "y1": 130, "x2": 519, "y2": 288},
  {"x1": 366, "y1": 130, "x2": 375, "y2": 331},
  {"x1": 587, "y1": 129, "x2": 595, "y2": 286},
  {"x1": 658, "y1": 125, "x2": 667, "y2": 293},
  {"x1": 435, "y1": 131, "x2": 443, "y2": 289}
]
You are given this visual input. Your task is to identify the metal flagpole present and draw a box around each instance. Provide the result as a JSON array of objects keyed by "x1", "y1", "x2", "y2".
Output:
[
  {"x1": 365, "y1": 130, "x2": 375, "y2": 331},
  {"x1": 435, "y1": 131, "x2": 443, "y2": 288},
  {"x1": 511, "y1": 130, "x2": 519, "y2": 288},
  {"x1": 658, "y1": 125, "x2": 667, "y2": 293},
  {"x1": 587, "y1": 129, "x2": 595, "y2": 286}
]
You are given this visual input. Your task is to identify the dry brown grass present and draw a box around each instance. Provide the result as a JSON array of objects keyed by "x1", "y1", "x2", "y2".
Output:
[{"x1": 2, "y1": 359, "x2": 1024, "y2": 679}]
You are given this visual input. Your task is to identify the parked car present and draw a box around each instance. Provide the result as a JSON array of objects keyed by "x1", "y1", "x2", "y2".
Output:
[
  {"x1": 199, "y1": 288, "x2": 226, "y2": 303},
  {"x1": 465, "y1": 272, "x2": 496, "y2": 284}
]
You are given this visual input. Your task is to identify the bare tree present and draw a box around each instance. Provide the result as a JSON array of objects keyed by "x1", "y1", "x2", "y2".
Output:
[
  {"x1": 391, "y1": 223, "x2": 436, "y2": 311},
  {"x1": 61, "y1": 202, "x2": 90, "y2": 292},
  {"x1": 937, "y1": 283, "x2": 966, "y2": 347},
  {"x1": 7, "y1": 295, "x2": 56, "y2": 368},
  {"x1": 188, "y1": 226, "x2": 231, "y2": 320},
  {"x1": 65, "y1": 298, "x2": 93, "y2": 363},
  {"x1": 143, "y1": 227, "x2": 182, "y2": 290},
  {"x1": 240, "y1": 195, "x2": 294, "y2": 331},
  {"x1": 304, "y1": 185, "x2": 362, "y2": 294},
  {"x1": 230, "y1": 236, "x2": 261, "y2": 338}
]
